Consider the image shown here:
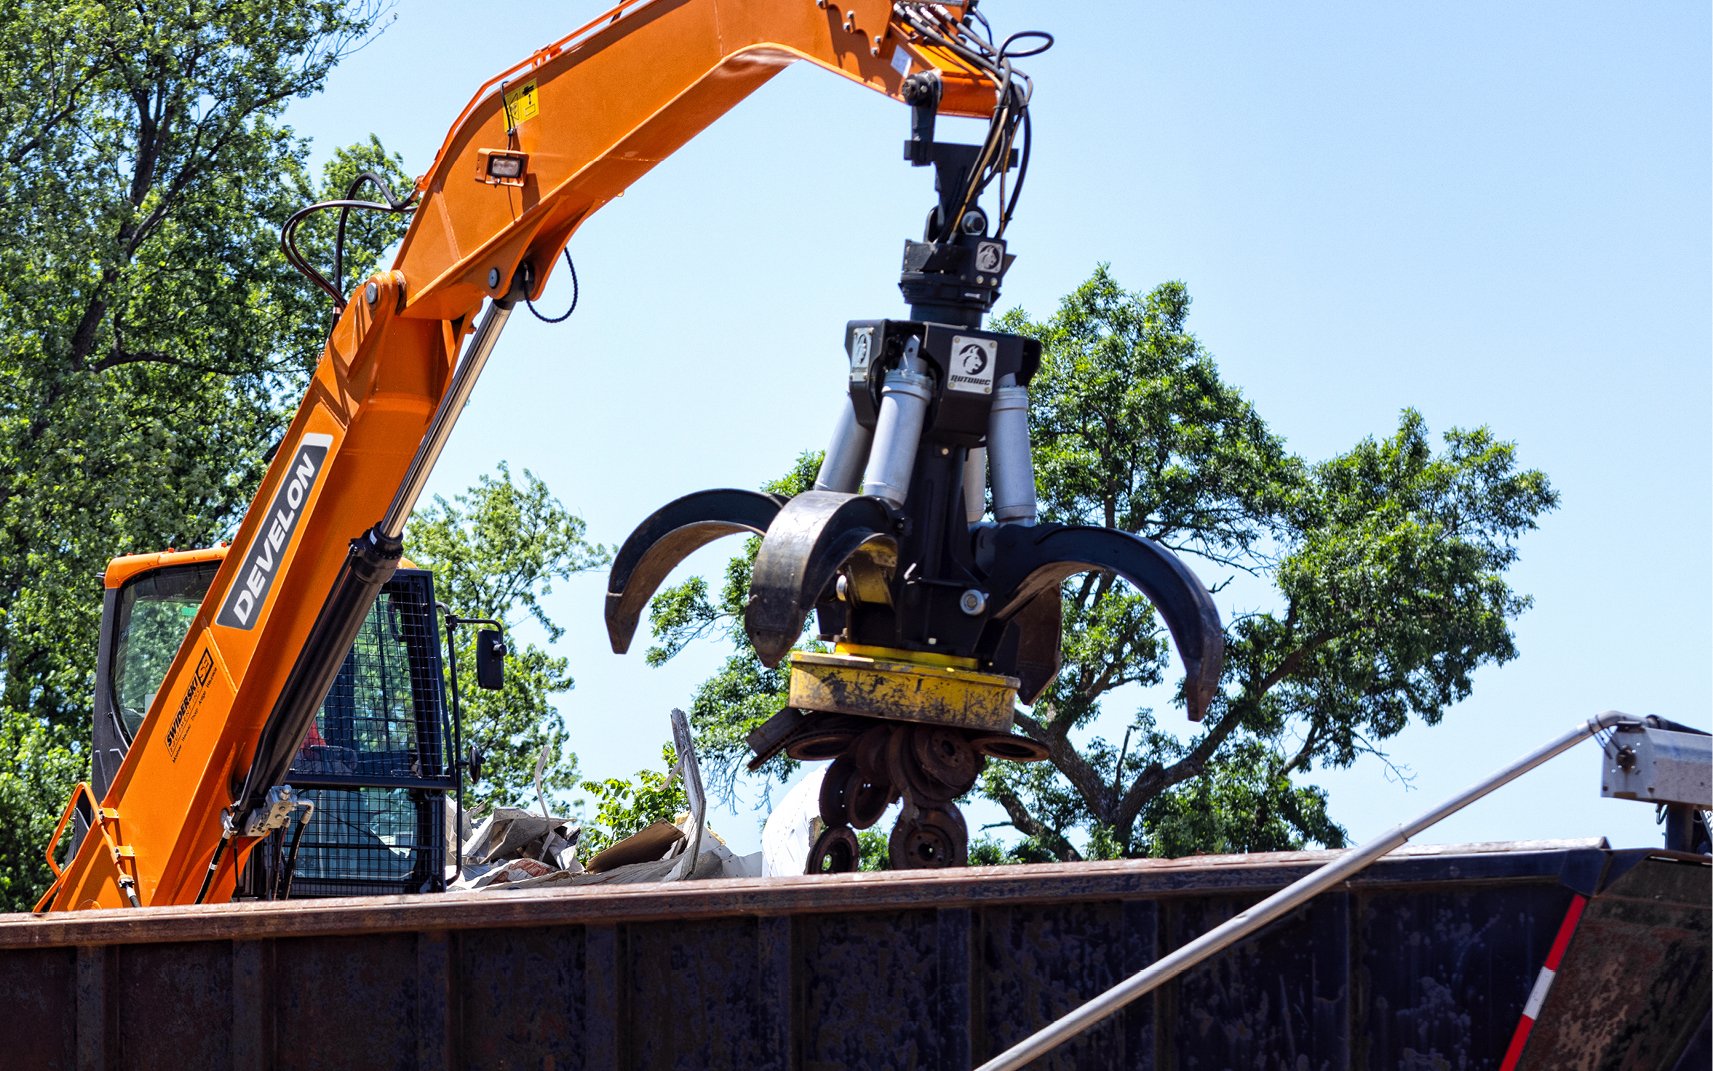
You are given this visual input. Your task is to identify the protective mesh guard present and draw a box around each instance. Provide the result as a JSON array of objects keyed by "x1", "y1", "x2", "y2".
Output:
[
  {"x1": 297, "y1": 572, "x2": 450, "y2": 782},
  {"x1": 253, "y1": 786, "x2": 441, "y2": 898},
  {"x1": 238, "y1": 570, "x2": 451, "y2": 899}
]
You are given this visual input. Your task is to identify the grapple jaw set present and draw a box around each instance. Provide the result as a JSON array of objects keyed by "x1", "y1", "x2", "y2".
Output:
[
  {"x1": 607, "y1": 121, "x2": 1224, "y2": 871},
  {"x1": 606, "y1": 321, "x2": 1224, "y2": 869}
]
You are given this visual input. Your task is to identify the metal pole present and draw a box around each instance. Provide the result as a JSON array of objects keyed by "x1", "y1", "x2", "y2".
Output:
[
  {"x1": 975, "y1": 710, "x2": 1641, "y2": 1071},
  {"x1": 440, "y1": 608, "x2": 466, "y2": 880}
]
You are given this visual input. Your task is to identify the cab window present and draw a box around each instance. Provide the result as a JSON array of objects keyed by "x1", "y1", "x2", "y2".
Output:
[{"x1": 110, "y1": 562, "x2": 220, "y2": 739}]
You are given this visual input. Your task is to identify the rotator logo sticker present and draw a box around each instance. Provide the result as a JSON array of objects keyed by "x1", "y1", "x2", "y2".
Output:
[
  {"x1": 959, "y1": 343, "x2": 989, "y2": 377},
  {"x1": 976, "y1": 241, "x2": 1003, "y2": 273},
  {"x1": 947, "y1": 335, "x2": 998, "y2": 394},
  {"x1": 850, "y1": 328, "x2": 873, "y2": 380},
  {"x1": 216, "y1": 432, "x2": 333, "y2": 630}
]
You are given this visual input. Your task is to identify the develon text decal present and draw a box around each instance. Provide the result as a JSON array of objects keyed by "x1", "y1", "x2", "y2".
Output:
[{"x1": 216, "y1": 432, "x2": 333, "y2": 630}]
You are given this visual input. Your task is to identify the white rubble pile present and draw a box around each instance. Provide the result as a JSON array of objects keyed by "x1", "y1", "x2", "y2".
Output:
[
  {"x1": 450, "y1": 807, "x2": 585, "y2": 890},
  {"x1": 760, "y1": 765, "x2": 829, "y2": 877}
]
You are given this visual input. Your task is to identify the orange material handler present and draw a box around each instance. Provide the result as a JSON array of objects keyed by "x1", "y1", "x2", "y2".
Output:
[{"x1": 38, "y1": 0, "x2": 1006, "y2": 911}]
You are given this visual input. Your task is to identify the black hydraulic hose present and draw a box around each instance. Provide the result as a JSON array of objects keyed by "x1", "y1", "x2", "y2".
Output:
[
  {"x1": 193, "y1": 833, "x2": 232, "y2": 905},
  {"x1": 277, "y1": 799, "x2": 315, "y2": 900},
  {"x1": 525, "y1": 249, "x2": 579, "y2": 324},
  {"x1": 996, "y1": 108, "x2": 1030, "y2": 238},
  {"x1": 279, "y1": 176, "x2": 415, "y2": 311},
  {"x1": 333, "y1": 171, "x2": 414, "y2": 300},
  {"x1": 895, "y1": 3, "x2": 1044, "y2": 241},
  {"x1": 280, "y1": 199, "x2": 405, "y2": 307}
]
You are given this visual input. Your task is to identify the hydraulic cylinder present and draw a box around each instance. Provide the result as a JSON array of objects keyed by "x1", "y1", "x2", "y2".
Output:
[
  {"x1": 814, "y1": 396, "x2": 874, "y2": 494},
  {"x1": 987, "y1": 378, "x2": 1037, "y2": 524},
  {"x1": 862, "y1": 343, "x2": 934, "y2": 507},
  {"x1": 963, "y1": 446, "x2": 987, "y2": 522}
]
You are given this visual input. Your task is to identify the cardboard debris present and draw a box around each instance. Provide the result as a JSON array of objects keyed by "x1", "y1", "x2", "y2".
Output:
[
  {"x1": 463, "y1": 807, "x2": 579, "y2": 866},
  {"x1": 584, "y1": 821, "x2": 685, "y2": 874},
  {"x1": 448, "y1": 806, "x2": 583, "y2": 891}
]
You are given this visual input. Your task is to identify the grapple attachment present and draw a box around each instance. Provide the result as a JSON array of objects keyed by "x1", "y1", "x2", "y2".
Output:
[
  {"x1": 606, "y1": 314, "x2": 1225, "y2": 871},
  {"x1": 743, "y1": 491, "x2": 897, "y2": 667},
  {"x1": 605, "y1": 122, "x2": 1221, "y2": 870},
  {"x1": 604, "y1": 488, "x2": 783, "y2": 655}
]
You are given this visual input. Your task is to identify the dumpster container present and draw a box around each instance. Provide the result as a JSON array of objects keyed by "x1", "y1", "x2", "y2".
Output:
[{"x1": 0, "y1": 838, "x2": 1703, "y2": 1069}]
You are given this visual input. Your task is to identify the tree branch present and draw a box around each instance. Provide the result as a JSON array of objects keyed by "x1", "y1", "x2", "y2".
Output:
[
  {"x1": 1278, "y1": 720, "x2": 1323, "y2": 778},
  {"x1": 1113, "y1": 626, "x2": 1339, "y2": 831},
  {"x1": 983, "y1": 776, "x2": 1082, "y2": 862},
  {"x1": 1015, "y1": 710, "x2": 1116, "y2": 820}
]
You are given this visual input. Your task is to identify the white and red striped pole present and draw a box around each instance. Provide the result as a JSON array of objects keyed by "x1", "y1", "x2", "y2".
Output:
[{"x1": 1500, "y1": 893, "x2": 1590, "y2": 1069}]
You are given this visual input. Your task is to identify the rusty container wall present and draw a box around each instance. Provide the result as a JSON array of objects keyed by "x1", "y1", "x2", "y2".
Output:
[{"x1": 0, "y1": 841, "x2": 1704, "y2": 1070}]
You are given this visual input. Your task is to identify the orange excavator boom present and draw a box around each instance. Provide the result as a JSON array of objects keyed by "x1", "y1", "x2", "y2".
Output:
[{"x1": 38, "y1": 0, "x2": 1007, "y2": 911}]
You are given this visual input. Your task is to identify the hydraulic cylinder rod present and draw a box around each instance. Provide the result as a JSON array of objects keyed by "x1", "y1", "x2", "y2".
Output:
[
  {"x1": 381, "y1": 295, "x2": 516, "y2": 538},
  {"x1": 861, "y1": 340, "x2": 934, "y2": 507},
  {"x1": 974, "y1": 710, "x2": 1643, "y2": 1071},
  {"x1": 986, "y1": 377, "x2": 1035, "y2": 525}
]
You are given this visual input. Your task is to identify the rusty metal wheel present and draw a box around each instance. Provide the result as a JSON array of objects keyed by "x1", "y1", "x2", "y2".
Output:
[
  {"x1": 785, "y1": 729, "x2": 859, "y2": 762},
  {"x1": 807, "y1": 825, "x2": 860, "y2": 874},
  {"x1": 968, "y1": 732, "x2": 1050, "y2": 763},
  {"x1": 885, "y1": 725, "x2": 937, "y2": 806},
  {"x1": 887, "y1": 806, "x2": 968, "y2": 869},
  {"x1": 853, "y1": 725, "x2": 892, "y2": 780},
  {"x1": 819, "y1": 755, "x2": 892, "y2": 830},
  {"x1": 911, "y1": 727, "x2": 980, "y2": 795},
  {"x1": 818, "y1": 756, "x2": 856, "y2": 826}
]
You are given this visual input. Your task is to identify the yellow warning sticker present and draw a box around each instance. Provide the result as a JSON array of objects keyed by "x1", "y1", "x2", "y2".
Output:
[{"x1": 503, "y1": 79, "x2": 540, "y2": 126}]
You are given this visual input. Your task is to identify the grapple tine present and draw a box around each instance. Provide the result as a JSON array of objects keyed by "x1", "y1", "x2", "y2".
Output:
[
  {"x1": 986, "y1": 526, "x2": 1225, "y2": 720},
  {"x1": 744, "y1": 490, "x2": 898, "y2": 666},
  {"x1": 604, "y1": 488, "x2": 784, "y2": 654},
  {"x1": 998, "y1": 590, "x2": 1064, "y2": 705}
]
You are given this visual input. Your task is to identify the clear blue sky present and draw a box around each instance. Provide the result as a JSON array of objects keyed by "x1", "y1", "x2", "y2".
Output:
[{"x1": 287, "y1": 2, "x2": 1710, "y2": 855}]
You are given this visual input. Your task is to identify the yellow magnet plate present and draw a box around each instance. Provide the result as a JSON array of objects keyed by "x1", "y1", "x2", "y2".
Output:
[{"x1": 788, "y1": 648, "x2": 1019, "y2": 731}]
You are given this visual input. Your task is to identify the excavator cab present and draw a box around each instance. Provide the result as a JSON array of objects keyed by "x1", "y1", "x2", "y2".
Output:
[{"x1": 86, "y1": 549, "x2": 472, "y2": 898}]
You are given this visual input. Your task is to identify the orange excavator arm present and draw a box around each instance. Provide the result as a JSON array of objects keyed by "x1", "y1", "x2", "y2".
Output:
[{"x1": 39, "y1": 0, "x2": 1009, "y2": 911}]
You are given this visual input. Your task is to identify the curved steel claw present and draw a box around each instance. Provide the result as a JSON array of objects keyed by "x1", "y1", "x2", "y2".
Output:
[
  {"x1": 998, "y1": 589, "x2": 1063, "y2": 706},
  {"x1": 605, "y1": 488, "x2": 784, "y2": 654},
  {"x1": 986, "y1": 525, "x2": 1225, "y2": 721},
  {"x1": 744, "y1": 491, "x2": 898, "y2": 667}
]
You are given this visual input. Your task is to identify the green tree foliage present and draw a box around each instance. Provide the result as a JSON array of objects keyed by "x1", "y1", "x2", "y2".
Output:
[
  {"x1": 0, "y1": 0, "x2": 399, "y2": 910},
  {"x1": 577, "y1": 745, "x2": 691, "y2": 859},
  {"x1": 405, "y1": 465, "x2": 609, "y2": 812},
  {"x1": 652, "y1": 267, "x2": 1556, "y2": 863},
  {"x1": 982, "y1": 268, "x2": 1555, "y2": 859}
]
